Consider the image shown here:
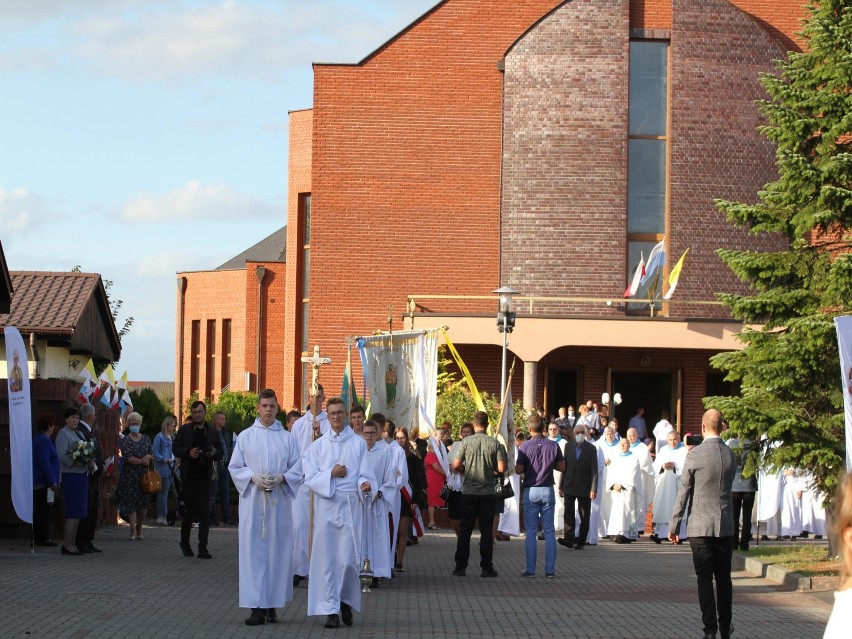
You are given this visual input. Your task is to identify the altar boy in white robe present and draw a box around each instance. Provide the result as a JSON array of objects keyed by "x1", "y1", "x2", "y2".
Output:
[
  {"x1": 359, "y1": 420, "x2": 396, "y2": 586},
  {"x1": 650, "y1": 430, "x2": 688, "y2": 542},
  {"x1": 304, "y1": 397, "x2": 376, "y2": 629},
  {"x1": 228, "y1": 389, "x2": 303, "y2": 626}
]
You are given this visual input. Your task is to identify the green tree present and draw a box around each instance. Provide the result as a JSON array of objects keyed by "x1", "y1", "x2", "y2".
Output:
[
  {"x1": 129, "y1": 387, "x2": 170, "y2": 440},
  {"x1": 705, "y1": 1, "x2": 852, "y2": 498},
  {"x1": 183, "y1": 390, "x2": 266, "y2": 435}
]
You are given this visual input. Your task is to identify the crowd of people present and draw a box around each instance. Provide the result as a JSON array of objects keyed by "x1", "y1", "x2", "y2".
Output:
[{"x1": 30, "y1": 391, "x2": 852, "y2": 638}]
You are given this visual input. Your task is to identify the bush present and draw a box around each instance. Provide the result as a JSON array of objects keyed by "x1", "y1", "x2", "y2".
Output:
[{"x1": 129, "y1": 387, "x2": 170, "y2": 439}]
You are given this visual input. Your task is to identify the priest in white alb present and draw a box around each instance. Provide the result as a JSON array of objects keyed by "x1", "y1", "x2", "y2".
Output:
[
  {"x1": 650, "y1": 430, "x2": 688, "y2": 543},
  {"x1": 596, "y1": 425, "x2": 621, "y2": 538},
  {"x1": 359, "y1": 419, "x2": 396, "y2": 586},
  {"x1": 290, "y1": 385, "x2": 330, "y2": 585},
  {"x1": 627, "y1": 427, "x2": 655, "y2": 534},
  {"x1": 304, "y1": 397, "x2": 376, "y2": 629},
  {"x1": 228, "y1": 389, "x2": 303, "y2": 626},
  {"x1": 606, "y1": 437, "x2": 643, "y2": 543}
]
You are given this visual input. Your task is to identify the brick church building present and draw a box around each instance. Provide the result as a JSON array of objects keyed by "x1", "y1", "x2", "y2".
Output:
[{"x1": 177, "y1": 0, "x2": 806, "y2": 431}]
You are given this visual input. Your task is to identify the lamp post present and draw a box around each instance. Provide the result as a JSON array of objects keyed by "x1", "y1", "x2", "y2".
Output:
[
  {"x1": 601, "y1": 392, "x2": 622, "y2": 421},
  {"x1": 493, "y1": 286, "x2": 519, "y2": 404}
]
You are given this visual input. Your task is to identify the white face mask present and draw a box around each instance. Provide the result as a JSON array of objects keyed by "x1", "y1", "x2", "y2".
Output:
[{"x1": 575, "y1": 433, "x2": 585, "y2": 444}]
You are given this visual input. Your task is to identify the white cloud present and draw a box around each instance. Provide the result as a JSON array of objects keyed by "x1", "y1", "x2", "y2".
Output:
[
  {"x1": 119, "y1": 179, "x2": 281, "y2": 224},
  {"x1": 0, "y1": 1, "x2": 438, "y2": 82},
  {"x1": 134, "y1": 251, "x2": 209, "y2": 278},
  {"x1": 0, "y1": 187, "x2": 61, "y2": 237}
]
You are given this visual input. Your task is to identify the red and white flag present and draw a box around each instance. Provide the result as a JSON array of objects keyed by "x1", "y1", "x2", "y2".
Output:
[
  {"x1": 623, "y1": 252, "x2": 645, "y2": 298},
  {"x1": 411, "y1": 504, "x2": 425, "y2": 537}
]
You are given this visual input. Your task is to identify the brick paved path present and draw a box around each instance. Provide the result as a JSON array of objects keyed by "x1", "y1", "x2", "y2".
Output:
[{"x1": 0, "y1": 524, "x2": 833, "y2": 639}]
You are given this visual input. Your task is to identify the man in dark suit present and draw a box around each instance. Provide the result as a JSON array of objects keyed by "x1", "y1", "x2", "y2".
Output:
[
  {"x1": 76, "y1": 402, "x2": 104, "y2": 553},
  {"x1": 173, "y1": 400, "x2": 224, "y2": 559},
  {"x1": 559, "y1": 425, "x2": 598, "y2": 549},
  {"x1": 670, "y1": 409, "x2": 736, "y2": 639}
]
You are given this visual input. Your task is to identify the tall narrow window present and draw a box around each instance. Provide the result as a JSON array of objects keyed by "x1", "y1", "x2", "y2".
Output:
[
  {"x1": 221, "y1": 319, "x2": 232, "y2": 391},
  {"x1": 190, "y1": 320, "x2": 200, "y2": 396},
  {"x1": 299, "y1": 193, "x2": 312, "y2": 406},
  {"x1": 205, "y1": 319, "x2": 216, "y2": 398},
  {"x1": 627, "y1": 40, "x2": 669, "y2": 311}
]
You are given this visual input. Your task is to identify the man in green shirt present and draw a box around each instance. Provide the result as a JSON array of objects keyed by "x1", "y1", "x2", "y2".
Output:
[{"x1": 451, "y1": 411, "x2": 507, "y2": 577}]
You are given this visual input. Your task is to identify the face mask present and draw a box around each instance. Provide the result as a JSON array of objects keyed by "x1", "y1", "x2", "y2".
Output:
[
  {"x1": 575, "y1": 434, "x2": 585, "y2": 444},
  {"x1": 129, "y1": 426, "x2": 141, "y2": 433},
  {"x1": 568, "y1": 412, "x2": 574, "y2": 417}
]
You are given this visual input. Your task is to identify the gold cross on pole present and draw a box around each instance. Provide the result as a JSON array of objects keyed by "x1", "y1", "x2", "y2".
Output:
[{"x1": 301, "y1": 345, "x2": 332, "y2": 415}]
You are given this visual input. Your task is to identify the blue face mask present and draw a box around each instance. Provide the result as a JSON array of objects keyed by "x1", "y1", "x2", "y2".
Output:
[
  {"x1": 129, "y1": 426, "x2": 141, "y2": 434},
  {"x1": 575, "y1": 434, "x2": 585, "y2": 444}
]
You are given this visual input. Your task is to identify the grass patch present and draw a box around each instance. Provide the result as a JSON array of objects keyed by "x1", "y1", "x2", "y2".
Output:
[{"x1": 746, "y1": 544, "x2": 839, "y2": 577}]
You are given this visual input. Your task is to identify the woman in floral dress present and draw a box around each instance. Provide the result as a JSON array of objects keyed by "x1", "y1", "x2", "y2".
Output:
[{"x1": 115, "y1": 412, "x2": 153, "y2": 539}]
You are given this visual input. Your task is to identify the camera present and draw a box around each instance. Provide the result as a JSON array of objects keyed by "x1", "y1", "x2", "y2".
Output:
[{"x1": 685, "y1": 435, "x2": 704, "y2": 446}]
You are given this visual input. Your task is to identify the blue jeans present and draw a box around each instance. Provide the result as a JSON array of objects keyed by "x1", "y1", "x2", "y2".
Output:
[
  {"x1": 523, "y1": 486, "x2": 556, "y2": 575},
  {"x1": 156, "y1": 472, "x2": 173, "y2": 519}
]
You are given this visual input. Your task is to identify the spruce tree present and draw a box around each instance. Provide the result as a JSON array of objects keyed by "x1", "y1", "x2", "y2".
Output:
[{"x1": 705, "y1": 1, "x2": 852, "y2": 498}]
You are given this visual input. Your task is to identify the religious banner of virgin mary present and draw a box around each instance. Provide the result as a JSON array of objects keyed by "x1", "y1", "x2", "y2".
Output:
[
  {"x1": 5, "y1": 326, "x2": 33, "y2": 524},
  {"x1": 357, "y1": 328, "x2": 439, "y2": 440}
]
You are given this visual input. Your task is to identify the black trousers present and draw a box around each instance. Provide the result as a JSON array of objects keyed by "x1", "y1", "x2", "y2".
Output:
[
  {"x1": 181, "y1": 478, "x2": 211, "y2": 547},
  {"x1": 454, "y1": 493, "x2": 496, "y2": 570},
  {"x1": 33, "y1": 487, "x2": 53, "y2": 543},
  {"x1": 689, "y1": 536, "x2": 733, "y2": 636},
  {"x1": 76, "y1": 476, "x2": 100, "y2": 547},
  {"x1": 731, "y1": 491, "x2": 755, "y2": 549},
  {"x1": 564, "y1": 494, "x2": 591, "y2": 545}
]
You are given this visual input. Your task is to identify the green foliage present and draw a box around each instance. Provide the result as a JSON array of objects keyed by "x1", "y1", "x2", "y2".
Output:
[
  {"x1": 129, "y1": 387, "x2": 170, "y2": 440},
  {"x1": 183, "y1": 390, "x2": 285, "y2": 435},
  {"x1": 707, "y1": 1, "x2": 852, "y2": 499},
  {"x1": 435, "y1": 386, "x2": 526, "y2": 440}
]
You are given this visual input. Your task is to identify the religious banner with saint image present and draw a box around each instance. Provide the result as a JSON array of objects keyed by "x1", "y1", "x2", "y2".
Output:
[
  {"x1": 5, "y1": 326, "x2": 33, "y2": 524},
  {"x1": 357, "y1": 329, "x2": 443, "y2": 469}
]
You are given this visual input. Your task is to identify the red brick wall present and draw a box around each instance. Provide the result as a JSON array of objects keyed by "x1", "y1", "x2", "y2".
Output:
[
  {"x1": 283, "y1": 109, "x2": 312, "y2": 408},
  {"x1": 667, "y1": 0, "x2": 791, "y2": 318},
  {"x1": 501, "y1": 0, "x2": 630, "y2": 315},
  {"x1": 308, "y1": 0, "x2": 567, "y2": 388},
  {"x1": 244, "y1": 261, "x2": 286, "y2": 394},
  {"x1": 176, "y1": 269, "x2": 245, "y2": 414}
]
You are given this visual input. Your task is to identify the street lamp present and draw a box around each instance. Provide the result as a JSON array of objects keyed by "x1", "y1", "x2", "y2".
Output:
[
  {"x1": 493, "y1": 286, "x2": 520, "y2": 404},
  {"x1": 601, "y1": 392, "x2": 622, "y2": 419}
]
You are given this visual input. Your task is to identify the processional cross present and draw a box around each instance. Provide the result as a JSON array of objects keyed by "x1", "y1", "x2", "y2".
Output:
[{"x1": 301, "y1": 345, "x2": 332, "y2": 420}]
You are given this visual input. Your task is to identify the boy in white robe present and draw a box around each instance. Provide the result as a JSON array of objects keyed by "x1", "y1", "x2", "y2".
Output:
[
  {"x1": 650, "y1": 431, "x2": 688, "y2": 541},
  {"x1": 304, "y1": 397, "x2": 376, "y2": 629},
  {"x1": 291, "y1": 386, "x2": 330, "y2": 584},
  {"x1": 627, "y1": 428, "x2": 655, "y2": 533},
  {"x1": 607, "y1": 438, "x2": 643, "y2": 542},
  {"x1": 228, "y1": 389, "x2": 303, "y2": 626},
  {"x1": 359, "y1": 420, "x2": 396, "y2": 585}
]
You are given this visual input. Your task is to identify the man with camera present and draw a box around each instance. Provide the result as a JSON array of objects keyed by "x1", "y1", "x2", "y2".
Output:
[{"x1": 173, "y1": 400, "x2": 223, "y2": 559}]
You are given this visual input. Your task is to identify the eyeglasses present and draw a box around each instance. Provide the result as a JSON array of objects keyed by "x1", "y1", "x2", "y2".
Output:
[
  {"x1": 363, "y1": 431, "x2": 377, "y2": 437},
  {"x1": 328, "y1": 411, "x2": 346, "y2": 417}
]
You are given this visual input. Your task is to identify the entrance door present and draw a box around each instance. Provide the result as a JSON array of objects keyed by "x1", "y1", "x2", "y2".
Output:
[
  {"x1": 609, "y1": 371, "x2": 676, "y2": 438},
  {"x1": 546, "y1": 369, "x2": 578, "y2": 420}
]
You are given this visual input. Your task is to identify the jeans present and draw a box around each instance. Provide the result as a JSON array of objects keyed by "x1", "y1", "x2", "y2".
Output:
[
  {"x1": 689, "y1": 536, "x2": 733, "y2": 636},
  {"x1": 454, "y1": 493, "x2": 497, "y2": 570},
  {"x1": 157, "y1": 472, "x2": 173, "y2": 519},
  {"x1": 523, "y1": 486, "x2": 556, "y2": 575},
  {"x1": 209, "y1": 462, "x2": 231, "y2": 523}
]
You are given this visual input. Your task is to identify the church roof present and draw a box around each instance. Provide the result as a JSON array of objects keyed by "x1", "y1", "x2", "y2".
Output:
[
  {"x1": 217, "y1": 226, "x2": 286, "y2": 270},
  {"x1": 0, "y1": 271, "x2": 122, "y2": 362}
]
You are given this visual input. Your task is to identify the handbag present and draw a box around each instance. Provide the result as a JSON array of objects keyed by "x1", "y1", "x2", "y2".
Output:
[
  {"x1": 141, "y1": 463, "x2": 162, "y2": 494},
  {"x1": 439, "y1": 483, "x2": 453, "y2": 502},
  {"x1": 496, "y1": 475, "x2": 514, "y2": 499}
]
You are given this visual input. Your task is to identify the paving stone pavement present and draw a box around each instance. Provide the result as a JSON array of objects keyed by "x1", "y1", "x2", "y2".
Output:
[{"x1": 0, "y1": 523, "x2": 834, "y2": 639}]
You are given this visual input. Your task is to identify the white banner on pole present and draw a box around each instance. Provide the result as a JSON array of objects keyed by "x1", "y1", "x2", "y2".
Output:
[
  {"x1": 5, "y1": 326, "x2": 33, "y2": 524},
  {"x1": 357, "y1": 328, "x2": 440, "y2": 442},
  {"x1": 834, "y1": 315, "x2": 852, "y2": 473}
]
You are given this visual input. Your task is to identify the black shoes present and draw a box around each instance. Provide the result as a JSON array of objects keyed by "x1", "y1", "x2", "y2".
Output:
[
  {"x1": 34, "y1": 540, "x2": 57, "y2": 547},
  {"x1": 324, "y1": 614, "x2": 340, "y2": 629},
  {"x1": 293, "y1": 575, "x2": 303, "y2": 587},
  {"x1": 245, "y1": 608, "x2": 266, "y2": 626},
  {"x1": 557, "y1": 537, "x2": 574, "y2": 548},
  {"x1": 650, "y1": 534, "x2": 662, "y2": 544},
  {"x1": 340, "y1": 603, "x2": 353, "y2": 626},
  {"x1": 265, "y1": 609, "x2": 278, "y2": 623},
  {"x1": 395, "y1": 563, "x2": 406, "y2": 573},
  {"x1": 574, "y1": 543, "x2": 585, "y2": 550},
  {"x1": 371, "y1": 577, "x2": 380, "y2": 588},
  {"x1": 179, "y1": 542, "x2": 194, "y2": 557},
  {"x1": 452, "y1": 567, "x2": 466, "y2": 577},
  {"x1": 481, "y1": 568, "x2": 498, "y2": 578},
  {"x1": 613, "y1": 535, "x2": 630, "y2": 544},
  {"x1": 197, "y1": 546, "x2": 212, "y2": 559},
  {"x1": 61, "y1": 545, "x2": 83, "y2": 556},
  {"x1": 86, "y1": 543, "x2": 102, "y2": 553}
]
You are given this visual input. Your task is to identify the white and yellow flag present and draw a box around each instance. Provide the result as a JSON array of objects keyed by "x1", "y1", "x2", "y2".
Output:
[{"x1": 5, "y1": 326, "x2": 33, "y2": 524}]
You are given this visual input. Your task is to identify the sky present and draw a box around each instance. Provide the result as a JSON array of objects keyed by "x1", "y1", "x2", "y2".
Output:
[{"x1": 0, "y1": 0, "x2": 436, "y2": 381}]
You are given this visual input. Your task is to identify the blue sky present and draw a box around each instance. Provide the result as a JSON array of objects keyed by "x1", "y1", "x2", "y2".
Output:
[{"x1": 0, "y1": 0, "x2": 435, "y2": 380}]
